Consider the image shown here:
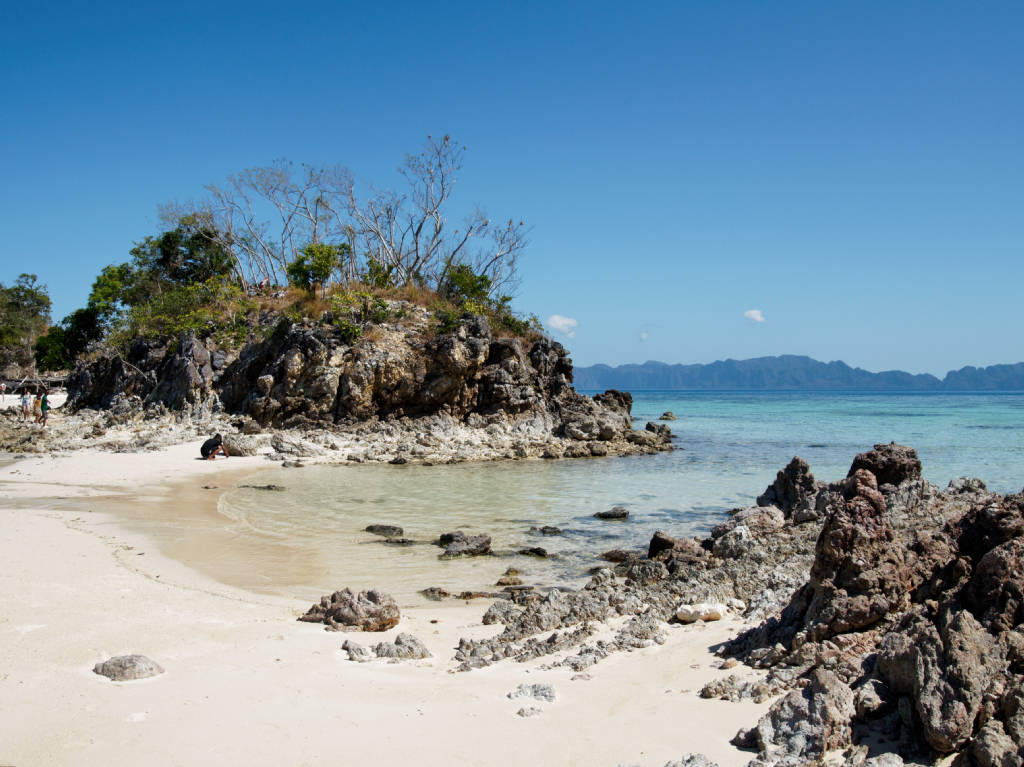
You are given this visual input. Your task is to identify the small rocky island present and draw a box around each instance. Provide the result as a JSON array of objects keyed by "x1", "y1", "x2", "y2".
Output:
[{"x1": 2, "y1": 304, "x2": 671, "y2": 460}]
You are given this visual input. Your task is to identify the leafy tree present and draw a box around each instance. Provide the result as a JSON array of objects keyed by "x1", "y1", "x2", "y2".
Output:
[
  {"x1": 127, "y1": 214, "x2": 234, "y2": 297},
  {"x1": 34, "y1": 306, "x2": 103, "y2": 370},
  {"x1": 440, "y1": 263, "x2": 492, "y2": 306},
  {"x1": 0, "y1": 274, "x2": 52, "y2": 371},
  {"x1": 286, "y1": 242, "x2": 348, "y2": 297},
  {"x1": 85, "y1": 217, "x2": 235, "y2": 332}
]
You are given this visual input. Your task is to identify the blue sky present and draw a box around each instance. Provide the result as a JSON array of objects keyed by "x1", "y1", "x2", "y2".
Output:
[{"x1": 2, "y1": 1, "x2": 1021, "y2": 375}]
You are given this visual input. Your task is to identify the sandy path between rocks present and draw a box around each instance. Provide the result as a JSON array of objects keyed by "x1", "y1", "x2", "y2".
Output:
[{"x1": 0, "y1": 446, "x2": 771, "y2": 767}]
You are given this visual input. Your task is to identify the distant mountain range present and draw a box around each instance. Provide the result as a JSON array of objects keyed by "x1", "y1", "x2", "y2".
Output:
[{"x1": 573, "y1": 355, "x2": 1024, "y2": 391}]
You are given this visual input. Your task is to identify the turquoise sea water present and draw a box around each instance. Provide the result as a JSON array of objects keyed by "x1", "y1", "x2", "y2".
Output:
[{"x1": 218, "y1": 391, "x2": 1024, "y2": 599}]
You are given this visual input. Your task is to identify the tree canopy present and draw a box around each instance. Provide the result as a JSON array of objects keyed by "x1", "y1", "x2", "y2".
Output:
[
  {"x1": 31, "y1": 135, "x2": 535, "y2": 369},
  {"x1": 1, "y1": 274, "x2": 51, "y2": 371},
  {"x1": 170, "y1": 134, "x2": 527, "y2": 298}
]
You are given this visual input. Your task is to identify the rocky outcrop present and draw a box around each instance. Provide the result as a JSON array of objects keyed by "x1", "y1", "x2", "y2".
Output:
[
  {"x1": 848, "y1": 442, "x2": 922, "y2": 488},
  {"x1": 298, "y1": 588, "x2": 400, "y2": 632},
  {"x1": 716, "y1": 453, "x2": 1024, "y2": 766},
  {"x1": 342, "y1": 633, "x2": 431, "y2": 662},
  {"x1": 435, "y1": 531, "x2": 491, "y2": 558},
  {"x1": 800, "y1": 469, "x2": 910, "y2": 641},
  {"x1": 65, "y1": 306, "x2": 668, "y2": 459},
  {"x1": 748, "y1": 668, "x2": 855, "y2": 761},
  {"x1": 437, "y1": 443, "x2": 1014, "y2": 767},
  {"x1": 756, "y1": 456, "x2": 821, "y2": 519}
]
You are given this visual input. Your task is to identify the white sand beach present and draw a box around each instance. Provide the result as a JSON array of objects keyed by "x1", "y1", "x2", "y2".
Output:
[{"x1": 0, "y1": 443, "x2": 771, "y2": 767}]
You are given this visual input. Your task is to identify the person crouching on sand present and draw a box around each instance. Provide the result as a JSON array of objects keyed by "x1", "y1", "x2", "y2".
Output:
[{"x1": 201, "y1": 434, "x2": 229, "y2": 460}]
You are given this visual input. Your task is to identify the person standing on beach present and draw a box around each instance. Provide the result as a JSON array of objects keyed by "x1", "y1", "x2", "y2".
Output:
[
  {"x1": 1, "y1": 382, "x2": 6, "y2": 403},
  {"x1": 32, "y1": 391, "x2": 42, "y2": 422},
  {"x1": 37, "y1": 390, "x2": 49, "y2": 427},
  {"x1": 20, "y1": 388, "x2": 31, "y2": 422}
]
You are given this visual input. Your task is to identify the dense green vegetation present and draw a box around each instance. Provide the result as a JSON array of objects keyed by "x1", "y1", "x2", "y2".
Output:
[
  {"x1": 24, "y1": 137, "x2": 541, "y2": 373},
  {"x1": 0, "y1": 274, "x2": 51, "y2": 371}
]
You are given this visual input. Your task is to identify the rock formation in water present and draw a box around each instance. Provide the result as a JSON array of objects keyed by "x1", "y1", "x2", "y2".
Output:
[
  {"x1": 58, "y1": 303, "x2": 670, "y2": 460},
  {"x1": 450, "y1": 441, "x2": 1022, "y2": 766}
]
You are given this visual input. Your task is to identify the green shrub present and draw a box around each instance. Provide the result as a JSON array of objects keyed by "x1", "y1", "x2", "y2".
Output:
[
  {"x1": 334, "y1": 317, "x2": 362, "y2": 344},
  {"x1": 330, "y1": 290, "x2": 390, "y2": 324},
  {"x1": 361, "y1": 257, "x2": 396, "y2": 290}
]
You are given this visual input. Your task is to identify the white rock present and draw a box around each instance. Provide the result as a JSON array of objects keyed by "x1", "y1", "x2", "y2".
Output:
[
  {"x1": 675, "y1": 602, "x2": 728, "y2": 623},
  {"x1": 726, "y1": 598, "x2": 746, "y2": 614}
]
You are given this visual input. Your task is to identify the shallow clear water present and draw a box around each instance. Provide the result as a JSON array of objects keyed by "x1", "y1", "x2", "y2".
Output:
[{"x1": 218, "y1": 391, "x2": 1024, "y2": 599}]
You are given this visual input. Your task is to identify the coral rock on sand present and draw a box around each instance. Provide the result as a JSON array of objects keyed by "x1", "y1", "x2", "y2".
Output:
[
  {"x1": 298, "y1": 588, "x2": 400, "y2": 632},
  {"x1": 341, "y1": 633, "x2": 431, "y2": 662},
  {"x1": 373, "y1": 633, "x2": 431, "y2": 660},
  {"x1": 675, "y1": 602, "x2": 728, "y2": 623},
  {"x1": 507, "y1": 683, "x2": 556, "y2": 703},
  {"x1": 93, "y1": 655, "x2": 164, "y2": 681}
]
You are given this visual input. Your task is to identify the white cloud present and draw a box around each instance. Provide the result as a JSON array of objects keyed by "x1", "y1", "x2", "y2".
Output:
[
  {"x1": 744, "y1": 309, "x2": 765, "y2": 323},
  {"x1": 640, "y1": 331, "x2": 649, "y2": 342},
  {"x1": 547, "y1": 314, "x2": 578, "y2": 338}
]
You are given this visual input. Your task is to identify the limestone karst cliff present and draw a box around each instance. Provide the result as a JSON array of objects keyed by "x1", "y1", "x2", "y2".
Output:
[{"x1": 66, "y1": 302, "x2": 669, "y2": 457}]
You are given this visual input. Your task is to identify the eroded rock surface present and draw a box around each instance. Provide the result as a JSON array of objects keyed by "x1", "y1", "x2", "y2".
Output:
[
  {"x1": 58, "y1": 308, "x2": 672, "y2": 461},
  {"x1": 93, "y1": 654, "x2": 164, "y2": 681},
  {"x1": 445, "y1": 443, "x2": 1016, "y2": 767},
  {"x1": 298, "y1": 588, "x2": 400, "y2": 632}
]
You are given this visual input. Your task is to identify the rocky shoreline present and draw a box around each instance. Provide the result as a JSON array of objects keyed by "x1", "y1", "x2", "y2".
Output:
[
  {"x1": 334, "y1": 442, "x2": 1016, "y2": 767},
  {"x1": 2, "y1": 305, "x2": 673, "y2": 461}
]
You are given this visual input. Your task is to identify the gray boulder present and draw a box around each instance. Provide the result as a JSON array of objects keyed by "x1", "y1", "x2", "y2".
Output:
[
  {"x1": 365, "y1": 524, "x2": 404, "y2": 538},
  {"x1": 436, "y1": 530, "x2": 491, "y2": 558},
  {"x1": 756, "y1": 456, "x2": 820, "y2": 517},
  {"x1": 298, "y1": 588, "x2": 400, "y2": 632},
  {"x1": 93, "y1": 654, "x2": 164, "y2": 681},
  {"x1": 847, "y1": 442, "x2": 922, "y2": 488},
  {"x1": 752, "y1": 668, "x2": 855, "y2": 760},
  {"x1": 373, "y1": 633, "x2": 432, "y2": 660}
]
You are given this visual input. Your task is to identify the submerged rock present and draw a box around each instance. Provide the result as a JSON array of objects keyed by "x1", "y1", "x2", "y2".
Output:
[
  {"x1": 435, "y1": 530, "x2": 492, "y2": 558},
  {"x1": 530, "y1": 525, "x2": 562, "y2": 536},
  {"x1": 518, "y1": 547, "x2": 548, "y2": 558},
  {"x1": 365, "y1": 524, "x2": 404, "y2": 538},
  {"x1": 594, "y1": 506, "x2": 629, "y2": 521}
]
